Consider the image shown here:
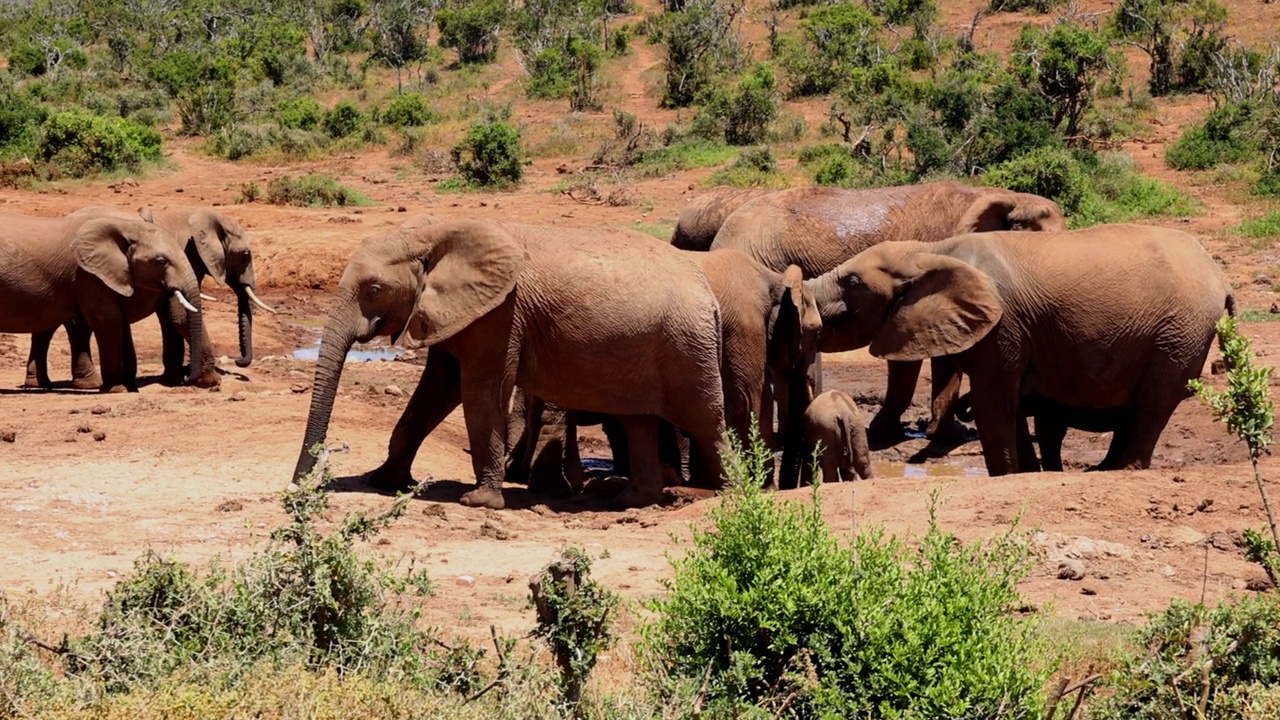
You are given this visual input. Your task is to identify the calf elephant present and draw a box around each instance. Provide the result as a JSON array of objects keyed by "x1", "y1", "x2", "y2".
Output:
[
  {"x1": 670, "y1": 187, "x2": 773, "y2": 251},
  {"x1": 293, "y1": 218, "x2": 727, "y2": 509},
  {"x1": 709, "y1": 182, "x2": 1065, "y2": 447},
  {"x1": 26, "y1": 205, "x2": 271, "y2": 389},
  {"x1": 0, "y1": 210, "x2": 204, "y2": 392},
  {"x1": 802, "y1": 390, "x2": 874, "y2": 484},
  {"x1": 804, "y1": 224, "x2": 1233, "y2": 476}
]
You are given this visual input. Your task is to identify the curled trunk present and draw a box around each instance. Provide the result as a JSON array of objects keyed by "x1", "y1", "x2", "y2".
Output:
[
  {"x1": 181, "y1": 284, "x2": 205, "y2": 386},
  {"x1": 294, "y1": 299, "x2": 359, "y2": 480},
  {"x1": 234, "y1": 285, "x2": 253, "y2": 367}
]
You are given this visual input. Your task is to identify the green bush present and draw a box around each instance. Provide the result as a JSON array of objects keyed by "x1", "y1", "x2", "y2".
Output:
[
  {"x1": 437, "y1": 0, "x2": 508, "y2": 65},
  {"x1": 323, "y1": 101, "x2": 367, "y2": 139},
  {"x1": 661, "y1": 0, "x2": 745, "y2": 107},
  {"x1": 1091, "y1": 596, "x2": 1280, "y2": 720},
  {"x1": 778, "y1": 4, "x2": 882, "y2": 97},
  {"x1": 642, "y1": 432, "x2": 1047, "y2": 718},
  {"x1": 989, "y1": 0, "x2": 1062, "y2": 12},
  {"x1": 148, "y1": 50, "x2": 238, "y2": 136},
  {"x1": 698, "y1": 63, "x2": 778, "y2": 146},
  {"x1": 985, "y1": 146, "x2": 1091, "y2": 215},
  {"x1": 36, "y1": 111, "x2": 162, "y2": 178},
  {"x1": 451, "y1": 120, "x2": 524, "y2": 187},
  {"x1": 9, "y1": 44, "x2": 49, "y2": 76},
  {"x1": 1235, "y1": 212, "x2": 1280, "y2": 238},
  {"x1": 0, "y1": 85, "x2": 48, "y2": 158},
  {"x1": 275, "y1": 97, "x2": 324, "y2": 131},
  {"x1": 265, "y1": 175, "x2": 373, "y2": 207},
  {"x1": 705, "y1": 146, "x2": 788, "y2": 188},
  {"x1": 1166, "y1": 103, "x2": 1256, "y2": 171},
  {"x1": 382, "y1": 93, "x2": 436, "y2": 127}
]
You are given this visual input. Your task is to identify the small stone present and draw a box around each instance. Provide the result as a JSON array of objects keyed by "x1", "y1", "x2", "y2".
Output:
[
  {"x1": 0, "y1": 429, "x2": 14, "y2": 443},
  {"x1": 90, "y1": 405, "x2": 110, "y2": 415},
  {"x1": 423, "y1": 504, "x2": 447, "y2": 520},
  {"x1": 1172, "y1": 474, "x2": 1186, "y2": 483},
  {"x1": 215, "y1": 499, "x2": 244, "y2": 512},
  {"x1": 1081, "y1": 586, "x2": 1098, "y2": 596},
  {"x1": 455, "y1": 575, "x2": 476, "y2": 587},
  {"x1": 1057, "y1": 559, "x2": 1086, "y2": 581},
  {"x1": 77, "y1": 424, "x2": 92, "y2": 434},
  {"x1": 229, "y1": 392, "x2": 248, "y2": 402},
  {"x1": 1272, "y1": 301, "x2": 1280, "y2": 314},
  {"x1": 1197, "y1": 498, "x2": 1215, "y2": 512},
  {"x1": 384, "y1": 385, "x2": 404, "y2": 397},
  {"x1": 479, "y1": 519, "x2": 512, "y2": 540},
  {"x1": 92, "y1": 431, "x2": 106, "y2": 442},
  {"x1": 291, "y1": 383, "x2": 310, "y2": 394}
]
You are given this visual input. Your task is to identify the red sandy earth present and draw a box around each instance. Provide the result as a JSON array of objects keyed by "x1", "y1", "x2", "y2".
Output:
[{"x1": 4, "y1": 0, "x2": 1280, "y2": 652}]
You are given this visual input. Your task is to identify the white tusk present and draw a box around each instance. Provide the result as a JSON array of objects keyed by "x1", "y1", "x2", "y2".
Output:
[
  {"x1": 174, "y1": 290, "x2": 200, "y2": 314},
  {"x1": 245, "y1": 286, "x2": 278, "y2": 314},
  {"x1": 200, "y1": 293, "x2": 217, "y2": 302}
]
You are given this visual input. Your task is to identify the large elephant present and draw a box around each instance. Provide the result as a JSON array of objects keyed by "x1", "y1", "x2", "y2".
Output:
[
  {"x1": 509, "y1": 249, "x2": 822, "y2": 491},
  {"x1": 670, "y1": 187, "x2": 773, "y2": 251},
  {"x1": 709, "y1": 182, "x2": 1065, "y2": 447},
  {"x1": 293, "y1": 218, "x2": 727, "y2": 509},
  {"x1": 804, "y1": 224, "x2": 1233, "y2": 476},
  {"x1": 25, "y1": 205, "x2": 272, "y2": 389},
  {"x1": 955, "y1": 391, "x2": 1129, "y2": 472},
  {"x1": 0, "y1": 210, "x2": 204, "y2": 392}
]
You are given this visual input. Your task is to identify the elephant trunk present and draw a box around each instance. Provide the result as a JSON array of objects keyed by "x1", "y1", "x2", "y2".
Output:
[
  {"x1": 233, "y1": 285, "x2": 253, "y2": 368},
  {"x1": 294, "y1": 298, "x2": 359, "y2": 480},
  {"x1": 777, "y1": 368, "x2": 813, "y2": 488},
  {"x1": 179, "y1": 283, "x2": 205, "y2": 386}
]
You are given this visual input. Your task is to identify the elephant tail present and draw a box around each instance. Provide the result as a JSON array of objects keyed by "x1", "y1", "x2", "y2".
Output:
[
  {"x1": 1225, "y1": 293, "x2": 1237, "y2": 318},
  {"x1": 954, "y1": 391, "x2": 975, "y2": 423}
]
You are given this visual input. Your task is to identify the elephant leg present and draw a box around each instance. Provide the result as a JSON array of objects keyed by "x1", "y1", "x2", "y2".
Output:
[
  {"x1": 1034, "y1": 412, "x2": 1067, "y2": 472},
  {"x1": 1106, "y1": 402, "x2": 1171, "y2": 471},
  {"x1": 611, "y1": 415, "x2": 664, "y2": 508},
  {"x1": 968, "y1": 381, "x2": 1021, "y2": 476},
  {"x1": 820, "y1": 451, "x2": 841, "y2": 485},
  {"x1": 121, "y1": 326, "x2": 138, "y2": 392},
  {"x1": 158, "y1": 308, "x2": 188, "y2": 386},
  {"x1": 367, "y1": 348, "x2": 463, "y2": 492},
  {"x1": 457, "y1": 367, "x2": 515, "y2": 510},
  {"x1": 1093, "y1": 423, "x2": 1134, "y2": 471},
  {"x1": 508, "y1": 393, "x2": 545, "y2": 486},
  {"x1": 562, "y1": 413, "x2": 588, "y2": 493},
  {"x1": 601, "y1": 416, "x2": 631, "y2": 476},
  {"x1": 66, "y1": 318, "x2": 100, "y2": 390},
  {"x1": 1016, "y1": 416, "x2": 1042, "y2": 473},
  {"x1": 868, "y1": 360, "x2": 921, "y2": 449},
  {"x1": 87, "y1": 306, "x2": 131, "y2": 394},
  {"x1": 848, "y1": 421, "x2": 874, "y2": 480},
  {"x1": 24, "y1": 329, "x2": 54, "y2": 389},
  {"x1": 925, "y1": 356, "x2": 966, "y2": 443}
]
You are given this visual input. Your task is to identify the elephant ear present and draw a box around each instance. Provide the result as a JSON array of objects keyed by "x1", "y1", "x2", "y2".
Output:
[
  {"x1": 72, "y1": 218, "x2": 135, "y2": 297},
  {"x1": 955, "y1": 194, "x2": 1020, "y2": 234},
  {"x1": 188, "y1": 209, "x2": 231, "y2": 285},
  {"x1": 769, "y1": 265, "x2": 822, "y2": 374},
  {"x1": 869, "y1": 253, "x2": 1003, "y2": 362},
  {"x1": 136, "y1": 206, "x2": 155, "y2": 224},
  {"x1": 404, "y1": 220, "x2": 524, "y2": 347}
]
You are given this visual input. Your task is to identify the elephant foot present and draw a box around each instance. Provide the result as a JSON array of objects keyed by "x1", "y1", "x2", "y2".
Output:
[
  {"x1": 159, "y1": 372, "x2": 185, "y2": 387},
  {"x1": 22, "y1": 377, "x2": 49, "y2": 390},
  {"x1": 99, "y1": 384, "x2": 130, "y2": 394},
  {"x1": 192, "y1": 369, "x2": 221, "y2": 389},
  {"x1": 609, "y1": 482, "x2": 663, "y2": 510},
  {"x1": 925, "y1": 418, "x2": 970, "y2": 445},
  {"x1": 71, "y1": 375, "x2": 102, "y2": 391},
  {"x1": 364, "y1": 462, "x2": 417, "y2": 493},
  {"x1": 460, "y1": 485, "x2": 506, "y2": 510},
  {"x1": 867, "y1": 417, "x2": 907, "y2": 450}
]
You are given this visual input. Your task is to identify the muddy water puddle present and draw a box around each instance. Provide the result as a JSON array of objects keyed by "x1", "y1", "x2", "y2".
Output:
[
  {"x1": 291, "y1": 345, "x2": 403, "y2": 362},
  {"x1": 874, "y1": 461, "x2": 987, "y2": 479}
]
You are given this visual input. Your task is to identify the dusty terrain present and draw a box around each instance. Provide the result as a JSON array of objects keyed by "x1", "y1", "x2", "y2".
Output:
[{"x1": 5, "y1": 0, "x2": 1280, "y2": 649}]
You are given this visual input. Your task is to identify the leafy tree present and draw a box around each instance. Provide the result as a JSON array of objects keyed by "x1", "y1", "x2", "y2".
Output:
[
  {"x1": 452, "y1": 120, "x2": 523, "y2": 186},
  {"x1": 367, "y1": 0, "x2": 435, "y2": 89},
  {"x1": 661, "y1": 0, "x2": 745, "y2": 108},
  {"x1": 1011, "y1": 20, "x2": 1122, "y2": 139},
  {"x1": 1111, "y1": 0, "x2": 1229, "y2": 96},
  {"x1": 437, "y1": 0, "x2": 508, "y2": 65},
  {"x1": 698, "y1": 63, "x2": 778, "y2": 145},
  {"x1": 778, "y1": 4, "x2": 883, "y2": 97},
  {"x1": 148, "y1": 50, "x2": 239, "y2": 135}
]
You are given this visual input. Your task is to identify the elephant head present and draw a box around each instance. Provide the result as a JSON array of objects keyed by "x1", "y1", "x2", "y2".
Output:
[
  {"x1": 954, "y1": 189, "x2": 1066, "y2": 235},
  {"x1": 807, "y1": 243, "x2": 1003, "y2": 359},
  {"x1": 71, "y1": 217, "x2": 205, "y2": 385},
  {"x1": 139, "y1": 206, "x2": 273, "y2": 368},
  {"x1": 294, "y1": 219, "x2": 524, "y2": 480}
]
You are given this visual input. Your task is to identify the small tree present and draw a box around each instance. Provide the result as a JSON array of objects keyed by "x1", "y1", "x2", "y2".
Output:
[
  {"x1": 367, "y1": 0, "x2": 436, "y2": 90},
  {"x1": 529, "y1": 548, "x2": 617, "y2": 713},
  {"x1": 437, "y1": 0, "x2": 508, "y2": 65},
  {"x1": 1191, "y1": 316, "x2": 1279, "y2": 586},
  {"x1": 452, "y1": 120, "x2": 524, "y2": 186},
  {"x1": 661, "y1": 0, "x2": 745, "y2": 108},
  {"x1": 1011, "y1": 19, "x2": 1121, "y2": 140}
]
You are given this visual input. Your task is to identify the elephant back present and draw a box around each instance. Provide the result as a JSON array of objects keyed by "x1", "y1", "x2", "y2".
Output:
[{"x1": 672, "y1": 187, "x2": 773, "y2": 251}]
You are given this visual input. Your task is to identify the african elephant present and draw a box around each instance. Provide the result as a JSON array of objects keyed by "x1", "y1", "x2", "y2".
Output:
[
  {"x1": 293, "y1": 218, "x2": 727, "y2": 510},
  {"x1": 0, "y1": 210, "x2": 204, "y2": 392},
  {"x1": 25, "y1": 205, "x2": 272, "y2": 389},
  {"x1": 805, "y1": 224, "x2": 1233, "y2": 476},
  {"x1": 508, "y1": 249, "x2": 821, "y2": 492},
  {"x1": 670, "y1": 187, "x2": 773, "y2": 251},
  {"x1": 802, "y1": 390, "x2": 874, "y2": 484},
  {"x1": 956, "y1": 391, "x2": 1132, "y2": 473},
  {"x1": 709, "y1": 182, "x2": 1065, "y2": 447}
]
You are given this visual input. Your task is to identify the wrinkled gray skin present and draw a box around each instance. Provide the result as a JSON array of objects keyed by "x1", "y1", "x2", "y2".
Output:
[
  {"x1": 670, "y1": 187, "x2": 773, "y2": 251},
  {"x1": 709, "y1": 182, "x2": 1066, "y2": 448},
  {"x1": 0, "y1": 209, "x2": 204, "y2": 392},
  {"x1": 26, "y1": 206, "x2": 258, "y2": 389},
  {"x1": 804, "y1": 224, "x2": 1233, "y2": 475},
  {"x1": 294, "y1": 218, "x2": 727, "y2": 510},
  {"x1": 510, "y1": 249, "x2": 822, "y2": 491},
  {"x1": 802, "y1": 390, "x2": 874, "y2": 484},
  {"x1": 956, "y1": 391, "x2": 1136, "y2": 472}
]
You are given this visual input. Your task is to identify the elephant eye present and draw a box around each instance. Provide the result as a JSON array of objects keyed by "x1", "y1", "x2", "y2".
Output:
[{"x1": 369, "y1": 283, "x2": 382, "y2": 297}]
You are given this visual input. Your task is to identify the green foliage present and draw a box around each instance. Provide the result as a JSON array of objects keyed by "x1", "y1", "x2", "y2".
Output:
[
  {"x1": 1011, "y1": 20, "x2": 1122, "y2": 138},
  {"x1": 778, "y1": 4, "x2": 883, "y2": 97},
  {"x1": 866, "y1": 0, "x2": 938, "y2": 27},
  {"x1": 451, "y1": 120, "x2": 524, "y2": 187},
  {"x1": 696, "y1": 63, "x2": 778, "y2": 146},
  {"x1": 642, "y1": 430, "x2": 1047, "y2": 718},
  {"x1": 989, "y1": 0, "x2": 1063, "y2": 12},
  {"x1": 275, "y1": 97, "x2": 325, "y2": 131},
  {"x1": 0, "y1": 84, "x2": 49, "y2": 159},
  {"x1": 1090, "y1": 596, "x2": 1280, "y2": 720},
  {"x1": 1111, "y1": 0, "x2": 1229, "y2": 96},
  {"x1": 36, "y1": 111, "x2": 162, "y2": 178},
  {"x1": 660, "y1": 0, "x2": 745, "y2": 108},
  {"x1": 265, "y1": 174, "x2": 374, "y2": 206},
  {"x1": 1166, "y1": 103, "x2": 1256, "y2": 170},
  {"x1": 437, "y1": 0, "x2": 508, "y2": 65},
  {"x1": 1235, "y1": 212, "x2": 1280, "y2": 239},
  {"x1": 323, "y1": 101, "x2": 368, "y2": 139},
  {"x1": 366, "y1": 0, "x2": 434, "y2": 75},
  {"x1": 529, "y1": 548, "x2": 618, "y2": 707},
  {"x1": 382, "y1": 93, "x2": 437, "y2": 127},
  {"x1": 148, "y1": 51, "x2": 238, "y2": 136},
  {"x1": 985, "y1": 145, "x2": 1091, "y2": 214},
  {"x1": 705, "y1": 146, "x2": 788, "y2": 188}
]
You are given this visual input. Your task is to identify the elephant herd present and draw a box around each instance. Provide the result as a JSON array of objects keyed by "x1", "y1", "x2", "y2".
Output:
[{"x1": 2, "y1": 180, "x2": 1235, "y2": 511}]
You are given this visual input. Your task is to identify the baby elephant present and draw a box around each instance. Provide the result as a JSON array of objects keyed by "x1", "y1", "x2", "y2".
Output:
[{"x1": 802, "y1": 390, "x2": 875, "y2": 484}]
